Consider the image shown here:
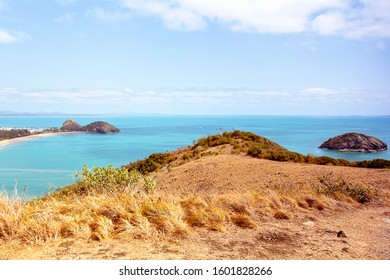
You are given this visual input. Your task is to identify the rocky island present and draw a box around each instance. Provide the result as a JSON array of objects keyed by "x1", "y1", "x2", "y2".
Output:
[
  {"x1": 319, "y1": 132, "x2": 387, "y2": 152},
  {"x1": 59, "y1": 119, "x2": 120, "y2": 134}
]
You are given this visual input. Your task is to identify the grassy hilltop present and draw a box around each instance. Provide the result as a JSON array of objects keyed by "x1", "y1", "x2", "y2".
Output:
[{"x1": 1, "y1": 131, "x2": 390, "y2": 259}]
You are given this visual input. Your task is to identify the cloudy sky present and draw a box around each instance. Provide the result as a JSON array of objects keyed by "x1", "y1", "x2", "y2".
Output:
[{"x1": 0, "y1": 0, "x2": 389, "y2": 115}]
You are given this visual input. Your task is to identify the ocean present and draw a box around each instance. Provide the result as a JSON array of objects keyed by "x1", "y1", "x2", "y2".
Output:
[{"x1": 1, "y1": 115, "x2": 389, "y2": 198}]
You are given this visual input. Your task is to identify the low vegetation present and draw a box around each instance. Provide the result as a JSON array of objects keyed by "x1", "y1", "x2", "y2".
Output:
[
  {"x1": 124, "y1": 130, "x2": 390, "y2": 174},
  {"x1": 126, "y1": 153, "x2": 177, "y2": 174},
  {"x1": 0, "y1": 129, "x2": 33, "y2": 140},
  {"x1": 317, "y1": 172, "x2": 375, "y2": 204},
  {"x1": 52, "y1": 165, "x2": 156, "y2": 197}
]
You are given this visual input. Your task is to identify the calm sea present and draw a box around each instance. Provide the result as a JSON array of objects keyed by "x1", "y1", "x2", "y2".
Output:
[{"x1": 1, "y1": 115, "x2": 389, "y2": 198}]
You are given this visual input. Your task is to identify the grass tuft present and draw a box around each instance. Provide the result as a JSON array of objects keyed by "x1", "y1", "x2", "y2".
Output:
[
  {"x1": 273, "y1": 211, "x2": 291, "y2": 220},
  {"x1": 231, "y1": 214, "x2": 258, "y2": 229}
]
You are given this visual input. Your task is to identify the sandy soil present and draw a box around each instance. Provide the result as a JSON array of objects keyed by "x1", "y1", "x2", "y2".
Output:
[
  {"x1": 2, "y1": 206, "x2": 389, "y2": 260},
  {"x1": 1, "y1": 154, "x2": 389, "y2": 260}
]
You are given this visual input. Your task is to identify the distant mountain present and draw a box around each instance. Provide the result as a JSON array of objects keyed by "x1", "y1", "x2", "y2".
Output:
[{"x1": 0, "y1": 111, "x2": 107, "y2": 116}]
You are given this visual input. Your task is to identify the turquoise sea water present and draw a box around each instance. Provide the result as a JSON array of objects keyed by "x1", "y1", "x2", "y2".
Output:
[{"x1": 1, "y1": 115, "x2": 389, "y2": 198}]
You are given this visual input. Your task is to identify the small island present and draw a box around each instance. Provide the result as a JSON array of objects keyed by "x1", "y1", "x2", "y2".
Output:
[
  {"x1": 0, "y1": 119, "x2": 120, "y2": 146},
  {"x1": 319, "y1": 132, "x2": 387, "y2": 152},
  {"x1": 59, "y1": 119, "x2": 120, "y2": 134}
]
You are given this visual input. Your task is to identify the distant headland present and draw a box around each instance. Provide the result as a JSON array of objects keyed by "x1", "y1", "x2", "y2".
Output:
[
  {"x1": 58, "y1": 119, "x2": 120, "y2": 134},
  {"x1": 0, "y1": 119, "x2": 120, "y2": 146}
]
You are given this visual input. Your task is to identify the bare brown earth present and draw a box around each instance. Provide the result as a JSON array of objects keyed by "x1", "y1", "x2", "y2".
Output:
[{"x1": 1, "y1": 153, "x2": 389, "y2": 260}]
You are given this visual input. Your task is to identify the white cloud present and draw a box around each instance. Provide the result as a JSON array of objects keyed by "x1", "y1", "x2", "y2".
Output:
[
  {"x1": 298, "y1": 88, "x2": 390, "y2": 107},
  {"x1": 120, "y1": 0, "x2": 390, "y2": 39},
  {"x1": 300, "y1": 88, "x2": 336, "y2": 97},
  {"x1": 0, "y1": 88, "x2": 292, "y2": 107},
  {"x1": 122, "y1": 0, "x2": 205, "y2": 30},
  {"x1": 311, "y1": 11, "x2": 346, "y2": 36},
  {"x1": 0, "y1": 2, "x2": 29, "y2": 44},
  {"x1": 87, "y1": 7, "x2": 131, "y2": 22},
  {"x1": 0, "y1": 29, "x2": 29, "y2": 43},
  {"x1": 311, "y1": 1, "x2": 390, "y2": 39},
  {"x1": 1, "y1": 87, "x2": 389, "y2": 115}
]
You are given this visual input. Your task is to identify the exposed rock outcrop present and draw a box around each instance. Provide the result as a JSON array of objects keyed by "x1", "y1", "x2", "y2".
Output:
[
  {"x1": 319, "y1": 133, "x2": 387, "y2": 152},
  {"x1": 60, "y1": 119, "x2": 83, "y2": 132},
  {"x1": 82, "y1": 121, "x2": 120, "y2": 134},
  {"x1": 59, "y1": 119, "x2": 120, "y2": 134}
]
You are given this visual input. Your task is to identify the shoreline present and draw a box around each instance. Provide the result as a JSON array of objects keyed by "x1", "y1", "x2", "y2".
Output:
[{"x1": 0, "y1": 131, "x2": 84, "y2": 147}]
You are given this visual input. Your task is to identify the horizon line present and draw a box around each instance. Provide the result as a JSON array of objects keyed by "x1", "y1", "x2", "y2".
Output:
[{"x1": 1, "y1": 112, "x2": 389, "y2": 118}]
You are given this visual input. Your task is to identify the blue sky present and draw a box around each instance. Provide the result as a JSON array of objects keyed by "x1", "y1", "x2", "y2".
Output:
[{"x1": 0, "y1": 0, "x2": 389, "y2": 115}]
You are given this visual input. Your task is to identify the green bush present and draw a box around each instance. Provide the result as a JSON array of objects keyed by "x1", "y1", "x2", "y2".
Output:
[
  {"x1": 75, "y1": 165, "x2": 156, "y2": 195},
  {"x1": 126, "y1": 152, "x2": 177, "y2": 174},
  {"x1": 313, "y1": 156, "x2": 339, "y2": 166},
  {"x1": 354, "y1": 159, "x2": 390, "y2": 169}
]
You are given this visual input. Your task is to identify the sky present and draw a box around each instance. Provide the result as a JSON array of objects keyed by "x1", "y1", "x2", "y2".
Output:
[{"x1": 0, "y1": 0, "x2": 389, "y2": 115}]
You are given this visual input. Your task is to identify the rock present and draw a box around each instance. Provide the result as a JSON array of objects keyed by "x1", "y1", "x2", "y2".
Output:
[
  {"x1": 81, "y1": 121, "x2": 120, "y2": 134},
  {"x1": 60, "y1": 119, "x2": 83, "y2": 132},
  {"x1": 337, "y1": 230, "x2": 347, "y2": 238},
  {"x1": 59, "y1": 119, "x2": 120, "y2": 134},
  {"x1": 319, "y1": 133, "x2": 387, "y2": 152}
]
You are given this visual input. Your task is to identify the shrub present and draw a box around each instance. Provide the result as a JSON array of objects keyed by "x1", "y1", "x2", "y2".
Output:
[
  {"x1": 354, "y1": 159, "x2": 390, "y2": 169},
  {"x1": 125, "y1": 152, "x2": 177, "y2": 174},
  {"x1": 313, "y1": 156, "x2": 339, "y2": 166},
  {"x1": 182, "y1": 152, "x2": 193, "y2": 161},
  {"x1": 317, "y1": 173, "x2": 374, "y2": 204},
  {"x1": 62, "y1": 165, "x2": 157, "y2": 196}
]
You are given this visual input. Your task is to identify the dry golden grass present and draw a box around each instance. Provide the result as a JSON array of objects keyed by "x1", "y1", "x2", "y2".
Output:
[
  {"x1": 0, "y1": 181, "x2": 332, "y2": 248},
  {"x1": 0, "y1": 190, "x2": 271, "y2": 245},
  {"x1": 1, "y1": 144, "x2": 390, "y2": 259}
]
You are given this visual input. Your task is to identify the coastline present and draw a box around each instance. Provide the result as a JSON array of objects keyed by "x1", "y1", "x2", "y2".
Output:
[{"x1": 0, "y1": 131, "x2": 84, "y2": 147}]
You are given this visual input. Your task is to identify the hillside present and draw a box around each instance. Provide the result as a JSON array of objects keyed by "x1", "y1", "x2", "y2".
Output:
[
  {"x1": 60, "y1": 119, "x2": 120, "y2": 134},
  {"x1": 1, "y1": 131, "x2": 389, "y2": 259}
]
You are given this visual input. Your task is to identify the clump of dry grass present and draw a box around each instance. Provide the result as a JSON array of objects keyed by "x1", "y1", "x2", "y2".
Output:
[
  {"x1": 140, "y1": 199, "x2": 189, "y2": 236},
  {"x1": 180, "y1": 195, "x2": 230, "y2": 231},
  {"x1": 317, "y1": 172, "x2": 376, "y2": 204},
  {"x1": 0, "y1": 190, "x2": 23, "y2": 239},
  {"x1": 231, "y1": 214, "x2": 258, "y2": 228},
  {"x1": 273, "y1": 210, "x2": 291, "y2": 220}
]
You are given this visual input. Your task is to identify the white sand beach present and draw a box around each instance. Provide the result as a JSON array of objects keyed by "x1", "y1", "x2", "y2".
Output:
[{"x1": 0, "y1": 132, "x2": 83, "y2": 147}]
